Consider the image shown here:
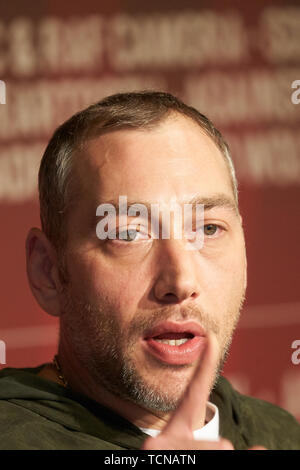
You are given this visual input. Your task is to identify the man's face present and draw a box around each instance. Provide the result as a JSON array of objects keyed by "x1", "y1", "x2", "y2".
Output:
[{"x1": 59, "y1": 114, "x2": 247, "y2": 412}]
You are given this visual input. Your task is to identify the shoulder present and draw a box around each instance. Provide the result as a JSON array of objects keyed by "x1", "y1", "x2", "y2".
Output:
[
  {"x1": 0, "y1": 399, "x2": 124, "y2": 450},
  {"x1": 0, "y1": 366, "x2": 124, "y2": 450},
  {"x1": 217, "y1": 376, "x2": 300, "y2": 450}
]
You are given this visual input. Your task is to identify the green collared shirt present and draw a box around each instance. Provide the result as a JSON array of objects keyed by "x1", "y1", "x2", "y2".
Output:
[{"x1": 0, "y1": 365, "x2": 299, "y2": 450}]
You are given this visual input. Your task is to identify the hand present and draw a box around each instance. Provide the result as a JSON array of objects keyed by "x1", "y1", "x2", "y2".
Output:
[{"x1": 141, "y1": 332, "x2": 266, "y2": 450}]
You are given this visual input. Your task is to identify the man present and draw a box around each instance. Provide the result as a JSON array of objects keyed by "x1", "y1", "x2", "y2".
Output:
[{"x1": 0, "y1": 91, "x2": 299, "y2": 450}]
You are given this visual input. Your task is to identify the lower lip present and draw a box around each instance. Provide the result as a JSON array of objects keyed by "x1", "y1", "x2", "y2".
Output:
[{"x1": 143, "y1": 336, "x2": 206, "y2": 365}]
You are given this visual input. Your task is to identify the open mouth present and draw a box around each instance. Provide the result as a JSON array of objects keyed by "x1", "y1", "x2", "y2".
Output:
[
  {"x1": 142, "y1": 321, "x2": 206, "y2": 365},
  {"x1": 150, "y1": 332, "x2": 195, "y2": 346}
]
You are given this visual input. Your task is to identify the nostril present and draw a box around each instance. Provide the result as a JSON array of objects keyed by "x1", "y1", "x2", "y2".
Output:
[{"x1": 162, "y1": 293, "x2": 179, "y2": 303}]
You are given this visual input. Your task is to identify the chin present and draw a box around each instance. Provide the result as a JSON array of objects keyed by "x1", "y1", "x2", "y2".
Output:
[
  {"x1": 117, "y1": 351, "x2": 197, "y2": 411},
  {"x1": 126, "y1": 368, "x2": 192, "y2": 412}
]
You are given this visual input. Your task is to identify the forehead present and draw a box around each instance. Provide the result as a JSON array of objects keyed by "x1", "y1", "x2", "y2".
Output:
[{"x1": 74, "y1": 115, "x2": 234, "y2": 207}]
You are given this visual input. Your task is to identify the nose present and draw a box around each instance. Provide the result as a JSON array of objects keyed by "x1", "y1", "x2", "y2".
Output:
[{"x1": 153, "y1": 240, "x2": 200, "y2": 304}]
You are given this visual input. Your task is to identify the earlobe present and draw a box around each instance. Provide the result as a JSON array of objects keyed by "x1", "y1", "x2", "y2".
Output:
[{"x1": 26, "y1": 228, "x2": 62, "y2": 317}]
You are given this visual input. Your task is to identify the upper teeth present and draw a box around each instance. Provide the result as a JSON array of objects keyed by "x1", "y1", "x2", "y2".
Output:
[{"x1": 154, "y1": 338, "x2": 189, "y2": 346}]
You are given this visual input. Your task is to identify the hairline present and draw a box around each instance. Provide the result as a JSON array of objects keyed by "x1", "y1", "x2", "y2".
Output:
[{"x1": 69, "y1": 112, "x2": 239, "y2": 216}]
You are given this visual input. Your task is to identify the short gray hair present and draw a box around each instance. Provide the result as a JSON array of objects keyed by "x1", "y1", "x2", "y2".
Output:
[{"x1": 39, "y1": 91, "x2": 238, "y2": 251}]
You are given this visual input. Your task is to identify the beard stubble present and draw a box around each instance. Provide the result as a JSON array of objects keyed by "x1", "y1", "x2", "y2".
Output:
[{"x1": 58, "y1": 281, "x2": 245, "y2": 413}]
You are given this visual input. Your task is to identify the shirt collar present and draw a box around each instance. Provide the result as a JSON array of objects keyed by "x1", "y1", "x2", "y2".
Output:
[{"x1": 139, "y1": 401, "x2": 219, "y2": 441}]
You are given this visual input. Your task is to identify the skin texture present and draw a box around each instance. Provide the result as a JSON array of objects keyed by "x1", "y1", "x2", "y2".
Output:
[{"x1": 26, "y1": 113, "x2": 257, "y2": 449}]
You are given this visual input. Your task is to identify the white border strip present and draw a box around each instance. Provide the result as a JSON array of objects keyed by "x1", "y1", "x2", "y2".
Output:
[
  {"x1": 239, "y1": 302, "x2": 300, "y2": 328},
  {"x1": 0, "y1": 302, "x2": 299, "y2": 350},
  {"x1": 0, "y1": 324, "x2": 58, "y2": 349}
]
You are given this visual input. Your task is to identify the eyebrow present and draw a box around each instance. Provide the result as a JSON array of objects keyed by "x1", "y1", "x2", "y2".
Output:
[
  {"x1": 94, "y1": 193, "x2": 239, "y2": 219},
  {"x1": 186, "y1": 194, "x2": 238, "y2": 213}
]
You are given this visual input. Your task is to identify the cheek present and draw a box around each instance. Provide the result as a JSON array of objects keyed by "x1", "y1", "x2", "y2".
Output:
[
  {"x1": 65, "y1": 252, "x2": 146, "y2": 321},
  {"x1": 202, "y1": 246, "x2": 246, "y2": 311}
]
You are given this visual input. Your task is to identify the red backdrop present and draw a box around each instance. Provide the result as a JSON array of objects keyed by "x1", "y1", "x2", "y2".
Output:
[{"x1": 0, "y1": 0, "x2": 299, "y2": 421}]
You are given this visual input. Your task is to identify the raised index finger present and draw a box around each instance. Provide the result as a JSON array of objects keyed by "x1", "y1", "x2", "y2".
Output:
[{"x1": 161, "y1": 331, "x2": 219, "y2": 437}]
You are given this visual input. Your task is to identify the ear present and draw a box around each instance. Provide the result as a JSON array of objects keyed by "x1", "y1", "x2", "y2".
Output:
[{"x1": 25, "y1": 228, "x2": 64, "y2": 317}]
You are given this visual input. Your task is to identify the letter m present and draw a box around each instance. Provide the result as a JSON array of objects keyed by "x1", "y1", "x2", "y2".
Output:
[
  {"x1": 0, "y1": 80, "x2": 6, "y2": 104},
  {"x1": 0, "y1": 340, "x2": 6, "y2": 364}
]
